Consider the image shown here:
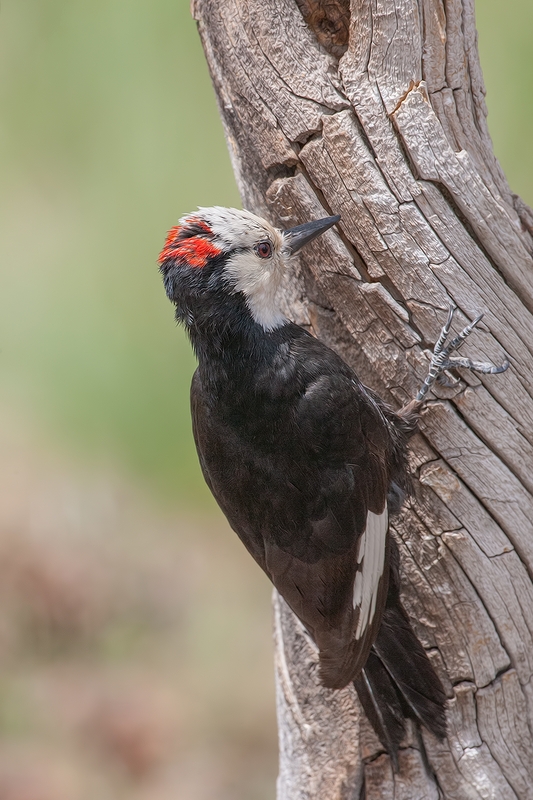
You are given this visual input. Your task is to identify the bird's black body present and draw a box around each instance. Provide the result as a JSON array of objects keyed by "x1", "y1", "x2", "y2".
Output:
[
  {"x1": 158, "y1": 207, "x2": 449, "y2": 760},
  {"x1": 190, "y1": 317, "x2": 446, "y2": 753},
  {"x1": 192, "y1": 321, "x2": 401, "y2": 681}
]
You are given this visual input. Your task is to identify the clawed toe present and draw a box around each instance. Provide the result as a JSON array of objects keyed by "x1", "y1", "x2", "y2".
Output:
[
  {"x1": 440, "y1": 355, "x2": 510, "y2": 375},
  {"x1": 415, "y1": 306, "x2": 509, "y2": 403}
]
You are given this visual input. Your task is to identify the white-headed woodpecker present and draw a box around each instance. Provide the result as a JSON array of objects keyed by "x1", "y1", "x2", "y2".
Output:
[{"x1": 158, "y1": 207, "x2": 508, "y2": 760}]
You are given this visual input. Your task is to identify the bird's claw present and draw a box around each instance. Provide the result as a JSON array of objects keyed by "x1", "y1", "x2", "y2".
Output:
[{"x1": 415, "y1": 306, "x2": 509, "y2": 403}]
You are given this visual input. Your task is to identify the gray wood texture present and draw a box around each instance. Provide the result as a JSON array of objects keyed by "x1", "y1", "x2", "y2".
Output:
[{"x1": 192, "y1": 0, "x2": 533, "y2": 795}]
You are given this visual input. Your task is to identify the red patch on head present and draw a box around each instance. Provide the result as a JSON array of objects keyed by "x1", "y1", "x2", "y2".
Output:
[{"x1": 158, "y1": 220, "x2": 221, "y2": 267}]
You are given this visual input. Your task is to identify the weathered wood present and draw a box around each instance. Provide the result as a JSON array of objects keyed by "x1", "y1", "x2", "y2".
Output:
[{"x1": 193, "y1": 0, "x2": 533, "y2": 795}]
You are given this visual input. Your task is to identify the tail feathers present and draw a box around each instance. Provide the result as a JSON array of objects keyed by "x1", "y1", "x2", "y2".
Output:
[
  {"x1": 354, "y1": 605, "x2": 447, "y2": 761},
  {"x1": 354, "y1": 653, "x2": 405, "y2": 771},
  {"x1": 375, "y1": 604, "x2": 447, "y2": 738}
]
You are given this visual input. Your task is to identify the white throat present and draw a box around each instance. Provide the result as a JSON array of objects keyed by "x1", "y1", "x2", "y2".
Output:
[{"x1": 225, "y1": 250, "x2": 287, "y2": 331}]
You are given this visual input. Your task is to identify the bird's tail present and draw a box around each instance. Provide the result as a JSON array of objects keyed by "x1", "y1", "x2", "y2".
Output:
[{"x1": 353, "y1": 543, "x2": 447, "y2": 765}]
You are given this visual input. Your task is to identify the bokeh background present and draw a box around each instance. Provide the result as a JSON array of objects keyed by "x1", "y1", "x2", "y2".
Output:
[{"x1": 0, "y1": 2, "x2": 531, "y2": 798}]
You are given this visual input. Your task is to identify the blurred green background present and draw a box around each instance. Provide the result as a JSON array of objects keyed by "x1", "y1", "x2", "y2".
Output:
[
  {"x1": 0, "y1": 1, "x2": 531, "y2": 798},
  {"x1": 0, "y1": 1, "x2": 241, "y2": 507}
]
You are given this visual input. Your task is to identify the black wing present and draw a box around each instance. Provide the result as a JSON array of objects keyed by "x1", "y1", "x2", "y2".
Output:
[{"x1": 191, "y1": 334, "x2": 400, "y2": 688}]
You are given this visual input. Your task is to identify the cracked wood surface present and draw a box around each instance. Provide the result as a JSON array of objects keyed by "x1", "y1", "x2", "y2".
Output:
[{"x1": 192, "y1": 0, "x2": 533, "y2": 796}]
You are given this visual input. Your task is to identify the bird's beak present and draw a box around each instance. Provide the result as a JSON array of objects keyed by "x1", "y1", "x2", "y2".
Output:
[{"x1": 283, "y1": 214, "x2": 341, "y2": 255}]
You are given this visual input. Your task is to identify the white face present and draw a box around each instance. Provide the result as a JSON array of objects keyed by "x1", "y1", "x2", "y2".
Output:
[{"x1": 194, "y1": 207, "x2": 289, "y2": 331}]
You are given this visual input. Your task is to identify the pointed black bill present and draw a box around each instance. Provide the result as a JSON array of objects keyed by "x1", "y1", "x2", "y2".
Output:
[{"x1": 284, "y1": 214, "x2": 341, "y2": 255}]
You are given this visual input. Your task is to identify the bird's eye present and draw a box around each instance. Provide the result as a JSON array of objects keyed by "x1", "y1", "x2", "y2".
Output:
[{"x1": 255, "y1": 241, "x2": 272, "y2": 259}]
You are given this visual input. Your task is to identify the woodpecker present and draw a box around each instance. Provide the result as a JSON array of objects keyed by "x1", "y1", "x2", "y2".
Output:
[{"x1": 158, "y1": 206, "x2": 508, "y2": 760}]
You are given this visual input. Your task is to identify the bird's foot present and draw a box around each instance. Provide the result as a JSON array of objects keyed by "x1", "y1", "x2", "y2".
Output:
[{"x1": 415, "y1": 306, "x2": 509, "y2": 405}]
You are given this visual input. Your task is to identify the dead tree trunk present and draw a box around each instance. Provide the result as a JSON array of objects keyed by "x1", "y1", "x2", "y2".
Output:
[{"x1": 192, "y1": 0, "x2": 533, "y2": 796}]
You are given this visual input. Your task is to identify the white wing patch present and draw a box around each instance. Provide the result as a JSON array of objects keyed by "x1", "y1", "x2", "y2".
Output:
[{"x1": 353, "y1": 506, "x2": 388, "y2": 639}]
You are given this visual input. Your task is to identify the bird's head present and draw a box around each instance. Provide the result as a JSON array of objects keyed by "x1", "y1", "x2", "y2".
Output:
[{"x1": 158, "y1": 206, "x2": 340, "y2": 333}]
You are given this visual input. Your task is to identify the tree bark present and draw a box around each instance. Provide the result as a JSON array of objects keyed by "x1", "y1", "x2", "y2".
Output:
[{"x1": 192, "y1": 0, "x2": 533, "y2": 796}]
